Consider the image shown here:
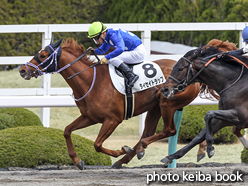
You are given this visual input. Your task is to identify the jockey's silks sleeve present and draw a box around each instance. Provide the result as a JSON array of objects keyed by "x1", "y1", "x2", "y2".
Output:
[{"x1": 94, "y1": 28, "x2": 142, "y2": 60}]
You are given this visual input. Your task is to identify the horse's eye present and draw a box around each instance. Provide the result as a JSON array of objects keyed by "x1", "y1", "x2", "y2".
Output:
[
  {"x1": 40, "y1": 55, "x2": 46, "y2": 59},
  {"x1": 178, "y1": 67, "x2": 184, "y2": 71}
]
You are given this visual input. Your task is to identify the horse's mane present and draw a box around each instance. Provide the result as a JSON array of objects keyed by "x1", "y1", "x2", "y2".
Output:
[
  {"x1": 207, "y1": 39, "x2": 238, "y2": 51},
  {"x1": 199, "y1": 39, "x2": 238, "y2": 101},
  {"x1": 61, "y1": 38, "x2": 93, "y2": 65}
]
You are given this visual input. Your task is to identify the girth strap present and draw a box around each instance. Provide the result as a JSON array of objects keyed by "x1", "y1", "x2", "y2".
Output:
[{"x1": 124, "y1": 81, "x2": 135, "y2": 120}]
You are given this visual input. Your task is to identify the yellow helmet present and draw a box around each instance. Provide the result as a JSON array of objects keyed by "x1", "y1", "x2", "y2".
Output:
[{"x1": 88, "y1": 21, "x2": 107, "y2": 38}]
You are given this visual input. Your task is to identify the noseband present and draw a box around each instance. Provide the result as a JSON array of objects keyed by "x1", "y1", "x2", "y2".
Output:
[{"x1": 168, "y1": 57, "x2": 195, "y2": 91}]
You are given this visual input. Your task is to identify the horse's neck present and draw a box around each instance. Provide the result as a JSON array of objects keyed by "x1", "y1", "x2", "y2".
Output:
[
  {"x1": 58, "y1": 54, "x2": 93, "y2": 96},
  {"x1": 199, "y1": 60, "x2": 243, "y2": 94}
]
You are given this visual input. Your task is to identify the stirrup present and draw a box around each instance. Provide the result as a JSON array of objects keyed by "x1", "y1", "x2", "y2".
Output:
[{"x1": 127, "y1": 75, "x2": 139, "y2": 87}]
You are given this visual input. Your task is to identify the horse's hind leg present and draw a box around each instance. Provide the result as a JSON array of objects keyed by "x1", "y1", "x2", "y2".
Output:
[
  {"x1": 112, "y1": 104, "x2": 161, "y2": 168},
  {"x1": 93, "y1": 118, "x2": 128, "y2": 157},
  {"x1": 233, "y1": 126, "x2": 248, "y2": 149},
  {"x1": 64, "y1": 115, "x2": 96, "y2": 169}
]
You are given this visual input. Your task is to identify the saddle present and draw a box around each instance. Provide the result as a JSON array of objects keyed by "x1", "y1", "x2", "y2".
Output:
[{"x1": 109, "y1": 61, "x2": 166, "y2": 120}]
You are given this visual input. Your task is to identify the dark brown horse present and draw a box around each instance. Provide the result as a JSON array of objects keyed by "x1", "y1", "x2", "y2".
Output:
[
  {"x1": 195, "y1": 39, "x2": 238, "y2": 161},
  {"x1": 161, "y1": 40, "x2": 248, "y2": 166},
  {"x1": 19, "y1": 38, "x2": 200, "y2": 169}
]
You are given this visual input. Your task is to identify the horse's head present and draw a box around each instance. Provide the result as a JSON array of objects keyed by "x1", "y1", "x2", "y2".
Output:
[
  {"x1": 19, "y1": 37, "x2": 62, "y2": 80},
  {"x1": 161, "y1": 46, "x2": 221, "y2": 99}
]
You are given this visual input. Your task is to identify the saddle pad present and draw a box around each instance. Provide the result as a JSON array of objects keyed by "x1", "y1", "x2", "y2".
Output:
[{"x1": 109, "y1": 61, "x2": 166, "y2": 95}]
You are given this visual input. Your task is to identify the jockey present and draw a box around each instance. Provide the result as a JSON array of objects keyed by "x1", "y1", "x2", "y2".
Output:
[
  {"x1": 87, "y1": 21, "x2": 146, "y2": 88},
  {"x1": 225, "y1": 26, "x2": 248, "y2": 56}
]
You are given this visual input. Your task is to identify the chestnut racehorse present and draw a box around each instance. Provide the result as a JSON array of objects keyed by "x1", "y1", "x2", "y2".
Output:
[{"x1": 19, "y1": 38, "x2": 201, "y2": 169}]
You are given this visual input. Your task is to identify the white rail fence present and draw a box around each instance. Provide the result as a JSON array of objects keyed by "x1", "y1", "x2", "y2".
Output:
[{"x1": 0, "y1": 23, "x2": 246, "y2": 130}]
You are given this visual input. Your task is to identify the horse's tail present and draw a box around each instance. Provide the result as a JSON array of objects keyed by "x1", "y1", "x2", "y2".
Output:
[{"x1": 199, "y1": 83, "x2": 220, "y2": 101}]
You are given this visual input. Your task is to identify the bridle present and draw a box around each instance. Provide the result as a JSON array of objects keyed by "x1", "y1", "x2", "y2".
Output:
[
  {"x1": 169, "y1": 53, "x2": 219, "y2": 92},
  {"x1": 25, "y1": 45, "x2": 62, "y2": 78},
  {"x1": 24, "y1": 43, "x2": 100, "y2": 101},
  {"x1": 169, "y1": 50, "x2": 247, "y2": 95}
]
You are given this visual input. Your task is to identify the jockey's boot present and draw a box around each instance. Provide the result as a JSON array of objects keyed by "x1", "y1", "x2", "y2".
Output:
[{"x1": 118, "y1": 62, "x2": 139, "y2": 88}]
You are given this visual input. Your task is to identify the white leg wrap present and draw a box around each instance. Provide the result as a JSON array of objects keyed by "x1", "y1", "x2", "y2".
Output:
[{"x1": 239, "y1": 137, "x2": 248, "y2": 149}]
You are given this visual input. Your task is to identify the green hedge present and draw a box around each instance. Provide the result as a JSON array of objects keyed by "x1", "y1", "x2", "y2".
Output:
[
  {"x1": 0, "y1": 126, "x2": 111, "y2": 168},
  {"x1": 156, "y1": 105, "x2": 241, "y2": 144},
  {"x1": 0, "y1": 108, "x2": 42, "y2": 130},
  {"x1": 241, "y1": 148, "x2": 248, "y2": 163}
]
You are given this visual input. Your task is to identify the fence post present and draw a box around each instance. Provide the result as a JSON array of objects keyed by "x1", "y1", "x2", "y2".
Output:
[
  {"x1": 139, "y1": 112, "x2": 147, "y2": 138},
  {"x1": 168, "y1": 109, "x2": 183, "y2": 168},
  {"x1": 40, "y1": 29, "x2": 52, "y2": 127},
  {"x1": 141, "y1": 29, "x2": 151, "y2": 57}
]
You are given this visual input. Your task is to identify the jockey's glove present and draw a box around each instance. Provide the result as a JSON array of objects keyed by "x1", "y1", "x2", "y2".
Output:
[
  {"x1": 87, "y1": 47, "x2": 95, "y2": 55},
  {"x1": 243, "y1": 45, "x2": 248, "y2": 53},
  {"x1": 100, "y1": 57, "x2": 108, "y2": 64}
]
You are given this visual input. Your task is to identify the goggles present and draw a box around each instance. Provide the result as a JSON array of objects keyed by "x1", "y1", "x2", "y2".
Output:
[{"x1": 92, "y1": 34, "x2": 101, "y2": 44}]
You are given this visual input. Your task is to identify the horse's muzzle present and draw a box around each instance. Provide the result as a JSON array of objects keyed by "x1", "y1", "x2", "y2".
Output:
[
  {"x1": 19, "y1": 68, "x2": 31, "y2": 80},
  {"x1": 161, "y1": 87, "x2": 174, "y2": 99}
]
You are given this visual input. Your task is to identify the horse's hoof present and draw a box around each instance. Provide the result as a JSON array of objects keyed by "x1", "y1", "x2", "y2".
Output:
[
  {"x1": 160, "y1": 157, "x2": 173, "y2": 166},
  {"x1": 123, "y1": 145, "x2": 134, "y2": 153},
  {"x1": 111, "y1": 162, "x2": 122, "y2": 169},
  {"x1": 137, "y1": 151, "x2": 145, "y2": 160},
  {"x1": 207, "y1": 147, "x2": 215, "y2": 158},
  {"x1": 76, "y1": 159, "x2": 84, "y2": 170},
  {"x1": 197, "y1": 153, "x2": 205, "y2": 162}
]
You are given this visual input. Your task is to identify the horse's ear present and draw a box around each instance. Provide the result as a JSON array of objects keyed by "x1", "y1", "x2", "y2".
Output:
[
  {"x1": 50, "y1": 35, "x2": 54, "y2": 44},
  {"x1": 53, "y1": 38, "x2": 62, "y2": 48}
]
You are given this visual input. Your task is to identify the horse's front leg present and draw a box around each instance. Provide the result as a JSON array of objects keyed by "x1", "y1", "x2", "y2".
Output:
[
  {"x1": 94, "y1": 118, "x2": 128, "y2": 157},
  {"x1": 204, "y1": 109, "x2": 239, "y2": 158},
  {"x1": 64, "y1": 115, "x2": 96, "y2": 169},
  {"x1": 161, "y1": 119, "x2": 227, "y2": 166},
  {"x1": 197, "y1": 140, "x2": 207, "y2": 162}
]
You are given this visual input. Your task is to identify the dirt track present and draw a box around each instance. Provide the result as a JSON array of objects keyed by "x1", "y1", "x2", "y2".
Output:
[{"x1": 1, "y1": 165, "x2": 248, "y2": 186}]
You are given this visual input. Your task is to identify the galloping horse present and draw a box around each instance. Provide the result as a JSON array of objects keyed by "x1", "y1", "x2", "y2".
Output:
[
  {"x1": 194, "y1": 39, "x2": 238, "y2": 161},
  {"x1": 19, "y1": 38, "x2": 201, "y2": 169},
  {"x1": 161, "y1": 40, "x2": 248, "y2": 165}
]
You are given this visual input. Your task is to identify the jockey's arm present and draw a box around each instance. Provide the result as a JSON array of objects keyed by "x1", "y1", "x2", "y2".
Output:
[
  {"x1": 226, "y1": 42, "x2": 248, "y2": 56},
  {"x1": 105, "y1": 32, "x2": 125, "y2": 60},
  {"x1": 95, "y1": 43, "x2": 110, "y2": 55},
  {"x1": 227, "y1": 48, "x2": 244, "y2": 56}
]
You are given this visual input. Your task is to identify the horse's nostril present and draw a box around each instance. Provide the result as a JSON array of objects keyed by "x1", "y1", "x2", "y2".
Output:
[
  {"x1": 161, "y1": 87, "x2": 169, "y2": 94},
  {"x1": 19, "y1": 69, "x2": 26, "y2": 75}
]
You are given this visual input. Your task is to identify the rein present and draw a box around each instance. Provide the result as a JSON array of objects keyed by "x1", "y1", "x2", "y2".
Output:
[
  {"x1": 169, "y1": 54, "x2": 218, "y2": 91},
  {"x1": 71, "y1": 66, "x2": 97, "y2": 101},
  {"x1": 25, "y1": 47, "x2": 95, "y2": 79},
  {"x1": 170, "y1": 52, "x2": 247, "y2": 94}
]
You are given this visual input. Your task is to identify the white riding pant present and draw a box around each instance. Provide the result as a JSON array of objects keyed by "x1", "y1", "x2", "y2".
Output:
[{"x1": 108, "y1": 44, "x2": 146, "y2": 67}]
